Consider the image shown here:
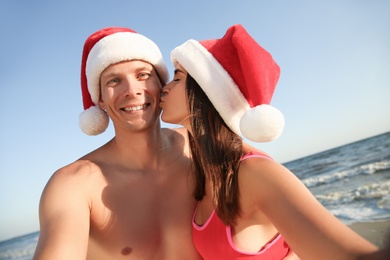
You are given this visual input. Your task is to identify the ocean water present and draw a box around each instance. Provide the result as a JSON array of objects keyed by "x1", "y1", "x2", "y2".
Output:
[
  {"x1": 284, "y1": 132, "x2": 390, "y2": 224},
  {"x1": 0, "y1": 232, "x2": 38, "y2": 260},
  {"x1": 1, "y1": 132, "x2": 389, "y2": 259}
]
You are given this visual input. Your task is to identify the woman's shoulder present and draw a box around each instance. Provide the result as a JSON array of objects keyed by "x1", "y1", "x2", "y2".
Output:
[
  {"x1": 239, "y1": 152, "x2": 280, "y2": 177},
  {"x1": 241, "y1": 151, "x2": 273, "y2": 161},
  {"x1": 242, "y1": 141, "x2": 272, "y2": 156},
  {"x1": 240, "y1": 141, "x2": 286, "y2": 176},
  {"x1": 238, "y1": 150, "x2": 294, "y2": 199}
]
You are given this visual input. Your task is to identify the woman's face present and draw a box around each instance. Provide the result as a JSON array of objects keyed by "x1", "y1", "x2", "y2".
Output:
[{"x1": 160, "y1": 62, "x2": 191, "y2": 129}]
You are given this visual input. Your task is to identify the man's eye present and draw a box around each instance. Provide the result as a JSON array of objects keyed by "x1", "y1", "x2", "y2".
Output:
[
  {"x1": 138, "y1": 72, "x2": 151, "y2": 79},
  {"x1": 108, "y1": 78, "x2": 120, "y2": 83},
  {"x1": 106, "y1": 78, "x2": 120, "y2": 85},
  {"x1": 108, "y1": 79, "x2": 119, "y2": 83}
]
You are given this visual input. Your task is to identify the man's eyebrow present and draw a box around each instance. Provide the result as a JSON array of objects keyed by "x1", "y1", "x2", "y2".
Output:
[
  {"x1": 101, "y1": 72, "x2": 118, "y2": 79},
  {"x1": 135, "y1": 63, "x2": 154, "y2": 71}
]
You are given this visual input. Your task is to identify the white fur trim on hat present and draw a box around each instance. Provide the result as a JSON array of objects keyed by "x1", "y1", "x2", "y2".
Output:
[
  {"x1": 86, "y1": 32, "x2": 169, "y2": 105},
  {"x1": 171, "y1": 40, "x2": 249, "y2": 136},
  {"x1": 79, "y1": 105, "x2": 109, "y2": 136},
  {"x1": 240, "y1": 105, "x2": 285, "y2": 142}
]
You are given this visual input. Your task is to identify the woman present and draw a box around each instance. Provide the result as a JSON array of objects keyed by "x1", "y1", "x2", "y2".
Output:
[{"x1": 160, "y1": 24, "x2": 378, "y2": 259}]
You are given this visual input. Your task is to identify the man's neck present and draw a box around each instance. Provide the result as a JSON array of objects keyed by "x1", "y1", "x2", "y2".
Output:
[{"x1": 108, "y1": 127, "x2": 167, "y2": 170}]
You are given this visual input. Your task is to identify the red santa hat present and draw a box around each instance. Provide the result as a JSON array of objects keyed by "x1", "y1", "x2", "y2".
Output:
[
  {"x1": 80, "y1": 27, "x2": 169, "y2": 135},
  {"x1": 171, "y1": 24, "x2": 284, "y2": 142}
]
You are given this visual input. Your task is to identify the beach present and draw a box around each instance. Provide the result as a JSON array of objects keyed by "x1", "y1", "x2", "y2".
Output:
[
  {"x1": 1, "y1": 133, "x2": 389, "y2": 259},
  {"x1": 348, "y1": 220, "x2": 390, "y2": 248},
  {"x1": 0, "y1": 220, "x2": 388, "y2": 260}
]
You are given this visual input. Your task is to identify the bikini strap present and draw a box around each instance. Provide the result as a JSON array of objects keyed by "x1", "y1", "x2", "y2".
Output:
[{"x1": 241, "y1": 151, "x2": 273, "y2": 161}]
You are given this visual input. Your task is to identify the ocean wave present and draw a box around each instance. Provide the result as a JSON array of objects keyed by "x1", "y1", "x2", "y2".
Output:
[
  {"x1": 0, "y1": 233, "x2": 38, "y2": 260},
  {"x1": 315, "y1": 180, "x2": 390, "y2": 206},
  {"x1": 0, "y1": 245, "x2": 36, "y2": 260},
  {"x1": 315, "y1": 180, "x2": 390, "y2": 223},
  {"x1": 302, "y1": 160, "x2": 390, "y2": 188}
]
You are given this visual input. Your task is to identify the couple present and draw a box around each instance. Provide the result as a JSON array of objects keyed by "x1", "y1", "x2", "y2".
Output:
[{"x1": 33, "y1": 26, "x2": 380, "y2": 259}]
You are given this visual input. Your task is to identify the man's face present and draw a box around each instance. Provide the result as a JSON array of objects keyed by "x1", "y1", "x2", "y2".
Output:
[{"x1": 98, "y1": 60, "x2": 162, "y2": 132}]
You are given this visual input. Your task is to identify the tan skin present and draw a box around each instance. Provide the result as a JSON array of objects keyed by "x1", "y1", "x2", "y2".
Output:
[
  {"x1": 160, "y1": 63, "x2": 379, "y2": 260},
  {"x1": 33, "y1": 60, "x2": 202, "y2": 260}
]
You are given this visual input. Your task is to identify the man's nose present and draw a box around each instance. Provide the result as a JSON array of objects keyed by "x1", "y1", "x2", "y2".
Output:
[{"x1": 123, "y1": 78, "x2": 142, "y2": 97}]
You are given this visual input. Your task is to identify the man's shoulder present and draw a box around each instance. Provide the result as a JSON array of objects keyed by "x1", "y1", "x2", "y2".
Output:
[
  {"x1": 162, "y1": 126, "x2": 188, "y2": 140},
  {"x1": 39, "y1": 159, "x2": 103, "y2": 212},
  {"x1": 162, "y1": 126, "x2": 187, "y2": 134},
  {"x1": 162, "y1": 127, "x2": 189, "y2": 146},
  {"x1": 48, "y1": 159, "x2": 102, "y2": 187},
  {"x1": 160, "y1": 127, "x2": 191, "y2": 158}
]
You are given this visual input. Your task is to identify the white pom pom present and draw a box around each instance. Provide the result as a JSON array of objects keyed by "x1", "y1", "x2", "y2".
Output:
[
  {"x1": 240, "y1": 105, "x2": 285, "y2": 142},
  {"x1": 79, "y1": 105, "x2": 109, "y2": 136}
]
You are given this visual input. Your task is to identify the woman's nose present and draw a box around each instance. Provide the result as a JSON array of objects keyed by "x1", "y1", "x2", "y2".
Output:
[{"x1": 161, "y1": 82, "x2": 171, "y2": 96}]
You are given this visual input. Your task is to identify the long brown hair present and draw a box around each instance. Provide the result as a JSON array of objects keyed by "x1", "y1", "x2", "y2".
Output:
[{"x1": 186, "y1": 74, "x2": 243, "y2": 226}]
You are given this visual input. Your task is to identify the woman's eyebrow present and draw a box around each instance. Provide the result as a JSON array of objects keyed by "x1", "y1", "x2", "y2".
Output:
[{"x1": 174, "y1": 69, "x2": 185, "y2": 75}]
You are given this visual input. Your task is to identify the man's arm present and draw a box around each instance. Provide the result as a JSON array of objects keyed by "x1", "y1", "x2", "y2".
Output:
[{"x1": 33, "y1": 163, "x2": 91, "y2": 260}]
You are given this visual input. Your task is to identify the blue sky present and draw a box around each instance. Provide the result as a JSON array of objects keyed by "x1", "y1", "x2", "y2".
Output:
[{"x1": 0, "y1": 0, "x2": 389, "y2": 241}]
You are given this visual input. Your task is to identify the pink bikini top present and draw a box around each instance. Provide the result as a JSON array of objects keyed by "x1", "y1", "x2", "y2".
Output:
[{"x1": 192, "y1": 152, "x2": 291, "y2": 259}]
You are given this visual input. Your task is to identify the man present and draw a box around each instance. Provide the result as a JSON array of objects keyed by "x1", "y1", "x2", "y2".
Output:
[{"x1": 33, "y1": 27, "x2": 201, "y2": 259}]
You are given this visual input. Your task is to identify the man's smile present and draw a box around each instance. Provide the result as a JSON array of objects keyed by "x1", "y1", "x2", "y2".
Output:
[{"x1": 122, "y1": 103, "x2": 149, "y2": 112}]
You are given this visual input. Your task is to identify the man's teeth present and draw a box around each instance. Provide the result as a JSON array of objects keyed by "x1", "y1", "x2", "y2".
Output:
[{"x1": 123, "y1": 104, "x2": 147, "y2": 111}]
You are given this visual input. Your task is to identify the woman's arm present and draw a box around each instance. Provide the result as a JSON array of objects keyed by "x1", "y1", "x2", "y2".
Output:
[{"x1": 238, "y1": 157, "x2": 378, "y2": 260}]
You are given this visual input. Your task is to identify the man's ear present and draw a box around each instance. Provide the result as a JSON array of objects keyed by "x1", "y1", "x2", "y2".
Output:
[{"x1": 98, "y1": 99, "x2": 105, "y2": 111}]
